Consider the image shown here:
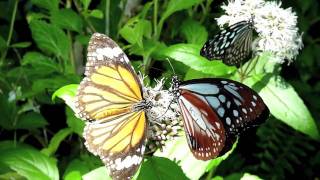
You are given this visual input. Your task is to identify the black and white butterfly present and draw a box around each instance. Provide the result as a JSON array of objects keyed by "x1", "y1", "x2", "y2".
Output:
[
  {"x1": 172, "y1": 76, "x2": 269, "y2": 160},
  {"x1": 200, "y1": 20, "x2": 254, "y2": 66}
]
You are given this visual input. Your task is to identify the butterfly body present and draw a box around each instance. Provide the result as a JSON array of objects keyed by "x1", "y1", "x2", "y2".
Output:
[
  {"x1": 76, "y1": 33, "x2": 150, "y2": 180},
  {"x1": 200, "y1": 20, "x2": 254, "y2": 66},
  {"x1": 172, "y1": 76, "x2": 269, "y2": 160}
]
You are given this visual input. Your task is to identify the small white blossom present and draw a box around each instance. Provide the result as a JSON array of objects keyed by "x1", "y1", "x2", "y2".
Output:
[{"x1": 216, "y1": 0, "x2": 303, "y2": 64}]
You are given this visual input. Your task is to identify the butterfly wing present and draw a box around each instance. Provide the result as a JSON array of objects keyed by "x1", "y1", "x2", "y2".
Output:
[
  {"x1": 178, "y1": 78, "x2": 269, "y2": 160},
  {"x1": 75, "y1": 33, "x2": 146, "y2": 180},
  {"x1": 200, "y1": 21, "x2": 253, "y2": 66}
]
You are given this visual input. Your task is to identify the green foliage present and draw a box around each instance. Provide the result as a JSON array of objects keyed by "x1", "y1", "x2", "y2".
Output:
[{"x1": 0, "y1": 0, "x2": 319, "y2": 179}]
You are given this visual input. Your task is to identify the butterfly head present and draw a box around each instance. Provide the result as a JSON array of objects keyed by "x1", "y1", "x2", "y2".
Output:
[{"x1": 132, "y1": 100, "x2": 153, "y2": 112}]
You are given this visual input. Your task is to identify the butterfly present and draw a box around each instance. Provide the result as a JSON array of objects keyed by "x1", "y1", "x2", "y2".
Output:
[
  {"x1": 75, "y1": 33, "x2": 151, "y2": 180},
  {"x1": 171, "y1": 76, "x2": 269, "y2": 160},
  {"x1": 200, "y1": 20, "x2": 254, "y2": 66}
]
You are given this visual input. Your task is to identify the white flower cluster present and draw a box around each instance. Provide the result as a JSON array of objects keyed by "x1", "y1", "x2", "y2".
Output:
[{"x1": 216, "y1": 0, "x2": 303, "y2": 64}]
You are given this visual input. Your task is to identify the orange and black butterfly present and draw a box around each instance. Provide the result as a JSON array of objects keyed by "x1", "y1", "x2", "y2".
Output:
[{"x1": 75, "y1": 33, "x2": 150, "y2": 180}]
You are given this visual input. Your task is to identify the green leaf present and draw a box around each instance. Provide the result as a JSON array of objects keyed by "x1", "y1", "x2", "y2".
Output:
[
  {"x1": 83, "y1": 167, "x2": 111, "y2": 180},
  {"x1": 51, "y1": 9, "x2": 83, "y2": 32},
  {"x1": 66, "y1": 107, "x2": 85, "y2": 136},
  {"x1": 52, "y1": 84, "x2": 79, "y2": 112},
  {"x1": 10, "y1": 42, "x2": 31, "y2": 48},
  {"x1": 180, "y1": 19, "x2": 208, "y2": 45},
  {"x1": 64, "y1": 159, "x2": 92, "y2": 180},
  {"x1": 89, "y1": 9, "x2": 104, "y2": 19},
  {"x1": 31, "y1": 0, "x2": 59, "y2": 12},
  {"x1": 137, "y1": 156, "x2": 187, "y2": 180},
  {"x1": 0, "y1": 148, "x2": 59, "y2": 180},
  {"x1": 154, "y1": 134, "x2": 236, "y2": 179},
  {"x1": 158, "y1": 44, "x2": 236, "y2": 76},
  {"x1": 81, "y1": 0, "x2": 91, "y2": 10},
  {"x1": 29, "y1": 20, "x2": 70, "y2": 61},
  {"x1": 15, "y1": 112, "x2": 48, "y2": 130},
  {"x1": 41, "y1": 128, "x2": 73, "y2": 156},
  {"x1": 161, "y1": 0, "x2": 203, "y2": 22},
  {"x1": 245, "y1": 75, "x2": 320, "y2": 140},
  {"x1": 119, "y1": 18, "x2": 152, "y2": 47},
  {"x1": 0, "y1": 94, "x2": 17, "y2": 130},
  {"x1": 22, "y1": 51, "x2": 60, "y2": 73}
]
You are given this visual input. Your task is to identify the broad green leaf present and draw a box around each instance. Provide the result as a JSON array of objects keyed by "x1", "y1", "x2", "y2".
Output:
[
  {"x1": 137, "y1": 156, "x2": 187, "y2": 180},
  {"x1": 89, "y1": 9, "x2": 104, "y2": 19},
  {"x1": 29, "y1": 20, "x2": 70, "y2": 61},
  {"x1": 10, "y1": 42, "x2": 31, "y2": 48},
  {"x1": 15, "y1": 112, "x2": 48, "y2": 129},
  {"x1": 22, "y1": 51, "x2": 60, "y2": 73},
  {"x1": 154, "y1": 134, "x2": 237, "y2": 179},
  {"x1": 66, "y1": 107, "x2": 85, "y2": 136},
  {"x1": 0, "y1": 141, "x2": 34, "y2": 151},
  {"x1": 31, "y1": 0, "x2": 59, "y2": 12},
  {"x1": 81, "y1": 0, "x2": 91, "y2": 10},
  {"x1": 51, "y1": 9, "x2": 83, "y2": 32},
  {"x1": 52, "y1": 84, "x2": 79, "y2": 112},
  {"x1": 83, "y1": 167, "x2": 111, "y2": 180},
  {"x1": 0, "y1": 148, "x2": 59, "y2": 180},
  {"x1": 180, "y1": 19, "x2": 208, "y2": 45},
  {"x1": 26, "y1": 12, "x2": 47, "y2": 22},
  {"x1": 64, "y1": 159, "x2": 92, "y2": 180},
  {"x1": 161, "y1": 0, "x2": 203, "y2": 22},
  {"x1": 158, "y1": 44, "x2": 236, "y2": 76},
  {"x1": 120, "y1": 18, "x2": 152, "y2": 47},
  {"x1": 41, "y1": 128, "x2": 73, "y2": 156},
  {"x1": 245, "y1": 75, "x2": 320, "y2": 140},
  {"x1": 0, "y1": 94, "x2": 17, "y2": 130},
  {"x1": 65, "y1": 171, "x2": 82, "y2": 180}
]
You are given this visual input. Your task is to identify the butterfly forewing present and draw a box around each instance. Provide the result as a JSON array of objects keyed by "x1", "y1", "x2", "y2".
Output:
[
  {"x1": 200, "y1": 21, "x2": 253, "y2": 66},
  {"x1": 177, "y1": 78, "x2": 269, "y2": 159},
  {"x1": 75, "y1": 33, "x2": 146, "y2": 180}
]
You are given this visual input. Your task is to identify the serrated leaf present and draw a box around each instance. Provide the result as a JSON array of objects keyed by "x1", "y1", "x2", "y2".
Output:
[
  {"x1": 0, "y1": 148, "x2": 59, "y2": 180},
  {"x1": 66, "y1": 107, "x2": 85, "y2": 136},
  {"x1": 244, "y1": 75, "x2": 320, "y2": 140},
  {"x1": 15, "y1": 112, "x2": 48, "y2": 129},
  {"x1": 83, "y1": 167, "x2": 111, "y2": 180},
  {"x1": 154, "y1": 134, "x2": 236, "y2": 179},
  {"x1": 158, "y1": 43, "x2": 236, "y2": 76},
  {"x1": 51, "y1": 9, "x2": 83, "y2": 32},
  {"x1": 180, "y1": 19, "x2": 208, "y2": 45},
  {"x1": 161, "y1": 0, "x2": 203, "y2": 22},
  {"x1": 22, "y1": 51, "x2": 60, "y2": 73},
  {"x1": 41, "y1": 128, "x2": 73, "y2": 156},
  {"x1": 29, "y1": 20, "x2": 70, "y2": 61},
  {"x1": 137, "y1": 156, "x2": 187, "y2": 180},
  {"x1": 31, "y1": 0, "x2": 59, "y2": 12},
  {"x1": 10, "y1": 42, "x2": 31, "y2": 48},
  {"x1": 120, "y1": 18, "x2": 152, "y2": 47}
]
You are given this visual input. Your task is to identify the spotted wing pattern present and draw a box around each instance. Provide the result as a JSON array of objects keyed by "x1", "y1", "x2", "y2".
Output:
[
  {"x1": 200, "y1": 21, "x2": 253, "y2": 66},
  {"x1": 75, "y1": 33, "x2": 146, "y2": 180},
  {"x1": 177, "y1": 78, "x2": 269, "y2": 160}
]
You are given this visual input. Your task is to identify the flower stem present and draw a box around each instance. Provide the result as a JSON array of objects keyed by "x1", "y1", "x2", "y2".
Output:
[{"x1": 105, "y1": 0, "x2": 110, "y2": 35}]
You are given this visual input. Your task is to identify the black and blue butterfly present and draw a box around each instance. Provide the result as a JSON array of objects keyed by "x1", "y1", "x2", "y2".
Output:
[
  {"x1": 200, "y1": 20, "x2": 254, "y2": 66},
  {"x1": 172, "y1": 76, "x2": 269, "y2": 159}
]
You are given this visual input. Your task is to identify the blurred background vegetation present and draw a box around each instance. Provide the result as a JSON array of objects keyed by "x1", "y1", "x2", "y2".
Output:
[{"x1": 0, "y1": 0, "x2": 319, "y2": 179}]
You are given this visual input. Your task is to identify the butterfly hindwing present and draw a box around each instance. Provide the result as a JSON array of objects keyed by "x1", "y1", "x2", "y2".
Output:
[
  {"x1": 177, "y1": 78, "x2": 269, "y2": 159},
  {"x1": 200, "y1": 21, "x2": 253, "y2": 66},
  {"x1": 75, "y1": 33, "x2": 146, "y2": 180}
]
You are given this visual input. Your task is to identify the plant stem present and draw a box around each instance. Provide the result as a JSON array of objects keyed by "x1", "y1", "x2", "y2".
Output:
[
  {"x1": 105, "y1": 0, "x2": 110, "y2": 35},
  {"x1": 153, "y1": 0, "x2": 158, "y2": 39},
  {"x1": 0, "y1": 0, "x2": 19, "y2": 66},
  {"x1": 68, "y1": 31, "x2": 76, "y2": 73}
]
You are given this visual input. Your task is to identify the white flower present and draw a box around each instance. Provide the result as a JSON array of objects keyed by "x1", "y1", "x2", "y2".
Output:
[{"x1": 216, "y1": 0, "x2": 303, "y2": 64}]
